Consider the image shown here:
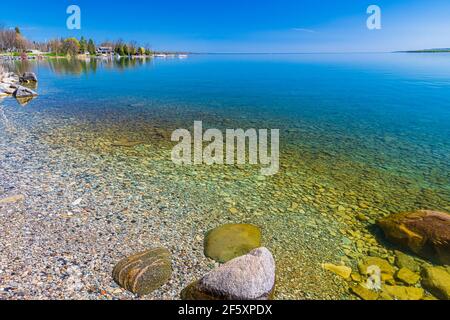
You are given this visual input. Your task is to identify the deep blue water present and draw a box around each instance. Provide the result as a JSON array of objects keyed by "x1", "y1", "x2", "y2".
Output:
[{"x1": 3, "y1": 53, "x2": 450, "y2": 203}]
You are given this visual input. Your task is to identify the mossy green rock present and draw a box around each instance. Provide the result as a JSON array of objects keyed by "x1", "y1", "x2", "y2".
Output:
[
  {"x1": 358, "y1": 257, "x2": 396, "y2": 275},
  {"x1": 349, "y1": 285, "x2": 379, "y2": 300},
  {"x1": 383, "y1": 285, "x2": 424, "y2": 300},
  {"x1": 394, "y1": 250, "x2": 421, "y2": 272},
  {"x1": 421, "y1": 266, "x2": 450, "y2": 300},
  {"x1": 395, "y1": 267, "x2": 420, "y2": 285},
  {"x1": 204, "y1": 224, "x2": 262, "y2": 263}
]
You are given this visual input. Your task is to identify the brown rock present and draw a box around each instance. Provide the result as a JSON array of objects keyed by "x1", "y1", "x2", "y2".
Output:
[
  {"x1": 378, "y1": 210, "x2": 450, "y2": 265},
  {"x1": 112, "y1": 248, "x2": 172, "y2": 296}
]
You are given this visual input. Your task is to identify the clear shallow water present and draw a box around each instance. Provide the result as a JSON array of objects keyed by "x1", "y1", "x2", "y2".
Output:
[{"x1": 1, "y1": 54, "x2": 449, "y2": 299}]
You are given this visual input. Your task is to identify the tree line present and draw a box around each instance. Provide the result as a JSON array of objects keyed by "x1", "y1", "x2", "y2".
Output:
[{"x1": 0, "y1": 24, "x2": 153, "y2": 57}]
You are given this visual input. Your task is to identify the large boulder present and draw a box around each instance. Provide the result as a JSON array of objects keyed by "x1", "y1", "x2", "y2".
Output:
[
  {"x1": 204, "y1": 224, "x2": 262, "y2": 263},
  {"x1": 421, "y1": 266, "x2": 450, "y2": 300},
  {"x1": 13, "y1": 85, "x2": 38, "y2": 98},
  {"x1": 378, "y1": 210, "x2": 450, "y2": 265},
  {"x1": 112, "y1": 248, "x2": 172, "y2": 296},
  {"x1": 182, "y1": 247, "x2": 276, "y2": 300},
  {"x1": 19, "y1": 72, "x2": 38, "y2": 83}
]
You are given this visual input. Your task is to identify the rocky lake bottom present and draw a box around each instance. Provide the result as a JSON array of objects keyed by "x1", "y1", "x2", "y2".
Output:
[{"x1": 0, "y1": 55, "x2": 449, "y2": 300}]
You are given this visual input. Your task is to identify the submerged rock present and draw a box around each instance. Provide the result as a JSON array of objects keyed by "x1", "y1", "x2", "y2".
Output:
[
  {"x1": 349, "y1": 284, "x2": 379, "y2": 300},
  {"x1": 421, "y1": 266, "x2": 450, "y2": 300},
  {"x1": 322, "y1": 263, "x2": 352, "y2": 279},
  {"x1": 382, "y1": 285, "x2": 424, "y2": 300},
  {"x1": 112, "y1": 248, "x2": 172, "y2": 296},
  {"x1": 378, "y1": 210, "x2": 450, "y2": 265},
  {"x1": 358, "y1": 257, "x2": 396, "y2": 276},
  {"x1": 204, "y1": 224, "x2": 262, "y2": 263},
  {"x1": 395, "y1": 267, "x2": 420, "y2": 285},
  {"x1": 182, "y1": 247, "x2": 275, "y2": 300},
  {"x1": 394, "y1": 250, "x2": 421, "y2": 272},
  {"x1": 111, "y1": 139, "x2": 145, "y2": 148}
]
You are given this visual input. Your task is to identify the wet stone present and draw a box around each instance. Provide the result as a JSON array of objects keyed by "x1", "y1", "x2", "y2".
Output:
[
  {"x1": 112, "y1": 248, "x2": 172, "y2": 296},
  {"x1": 204, "y1": 224, "x2": 262, "y2": 263}
]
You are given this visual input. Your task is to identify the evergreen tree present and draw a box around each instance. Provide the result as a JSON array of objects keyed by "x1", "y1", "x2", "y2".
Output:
[
  {"x1": 79, "y1": 36, "x2": 87, "y2": 53},
  {"x1": 123, "y1": 44, "x2": 129, "y2": 56},
  {"x1": 87, "y1": 39, "x2": 96, "y2": 55},
  {"x1": 118, "y1": 45, "x2": 125, "y2": 56}
]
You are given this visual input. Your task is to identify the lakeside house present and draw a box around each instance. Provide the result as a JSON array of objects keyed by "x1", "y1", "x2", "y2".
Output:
[
  {"x1": 96, "y1": 47, "x2": 113, "y2": 55},
  {"x1": 26, "y1": 49, "x2": 44, "y2": 55}
]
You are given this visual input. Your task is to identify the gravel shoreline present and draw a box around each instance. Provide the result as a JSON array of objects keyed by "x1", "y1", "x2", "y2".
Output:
[{"x1": 0, "y1": 103, "x2": 350, "y2": 300}]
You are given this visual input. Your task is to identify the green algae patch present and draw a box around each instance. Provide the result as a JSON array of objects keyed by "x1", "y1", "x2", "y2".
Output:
[{"x1": 204, "y1": 224, "x2": 262, "y2": 263}]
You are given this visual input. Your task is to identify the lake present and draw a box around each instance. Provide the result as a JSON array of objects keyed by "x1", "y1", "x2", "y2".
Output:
[{"x1": 0, "y1": 53, "x2": 449, "y2": 299}]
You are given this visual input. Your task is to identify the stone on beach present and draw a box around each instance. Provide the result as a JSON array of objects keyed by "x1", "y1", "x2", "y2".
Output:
[
  {"x1": 0, "y1": 83, "x2": 16, "y2": 95},
  {"x1": 112, "y1": 248, "x2": 172, "y2": 296},
  {"x1": 181, "y1": 247, "x2": 275, "y2": 300},
  {"x1": 19, "y1": 72, "x2": 38, "y2": 83},
  {"x1": 204, "y1": 223, "x2": 262, "y2": 263},
  {"x1": 378, "y1": 210, "x2": 450, "y2": 265},
  {"x1": 13, "y1": 85, "x2": 38, "y2": 98}
]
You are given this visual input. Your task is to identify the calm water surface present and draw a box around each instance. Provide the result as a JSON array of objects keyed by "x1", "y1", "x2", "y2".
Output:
[{"x1": 1, "y1": 53, "x2": 449, "y2": 299}]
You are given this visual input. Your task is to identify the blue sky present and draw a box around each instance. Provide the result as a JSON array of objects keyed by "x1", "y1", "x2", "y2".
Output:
[{"x1": 1, "y1": 0, "x2": 450, "y2": 52}]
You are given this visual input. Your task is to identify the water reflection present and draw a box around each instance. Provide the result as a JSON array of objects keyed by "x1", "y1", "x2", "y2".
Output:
[
  {"x1": 6, "y1": 57, "x2": 153, "y2": 76},
  {"x1": 46, "y1": 57, "x2": 152, "y2": 75},
  {"x1": 1, "y1": 57, "x2": 154, "y2": 106}
]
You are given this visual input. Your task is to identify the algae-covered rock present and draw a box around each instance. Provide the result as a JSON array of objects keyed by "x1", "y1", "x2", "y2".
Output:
[
  {"x1": 394, "y1": 250, "x2": 421, "y2": 272},
  {"x1": 322, "y1": 263, "x2": 352, "y2": 280},
  {"x1": 383, "y1": 285, "x2": 424, "y2": 300},
  {"x1": 421, "y1": 266, "x2": 450, "y2": 300},
  {"x1": 182, "y1": 247, "x2": 275, "y2": 300},
  {"x1": 113, "y1": 248, "x2": 172, "y2": 296},
  {"x1": 349, "y1": 284, "x2": 379, "y2": 300},
  {"x1": 204, "y1": 224, "x2": 262, "y2": 263},
  {"x1": 395, "y1": 268, "x2": 420, "y2": 285},
  {"x1": 378, "y1": 210, "x2": 450, "y2": 265},
  {"x1": 358, "y1": 257, "x2": 396, "y2": 275}
]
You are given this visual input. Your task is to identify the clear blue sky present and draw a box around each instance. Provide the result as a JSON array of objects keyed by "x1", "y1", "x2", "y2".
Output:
[{"x1": 1, "y1": 0, "x2": 450, "y2": 52}]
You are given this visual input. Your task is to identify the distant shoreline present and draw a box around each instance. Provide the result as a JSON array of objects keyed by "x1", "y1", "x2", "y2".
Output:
[{"x1": 397, "y1": 49, "x2": 450, "y2": 53}]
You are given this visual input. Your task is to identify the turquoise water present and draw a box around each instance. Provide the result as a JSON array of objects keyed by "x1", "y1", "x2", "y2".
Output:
[
  {"x1": 6, "y1": 54, "x2": 450, "y2": 194},
  {"x1": 1, "y1": 53, "x2": 449, "y2": 299}
]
